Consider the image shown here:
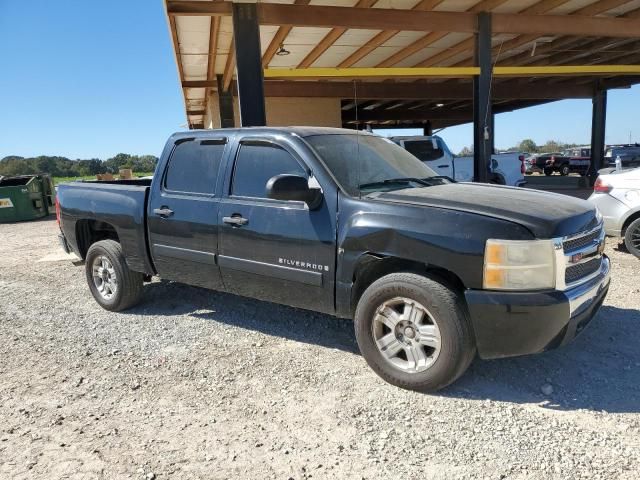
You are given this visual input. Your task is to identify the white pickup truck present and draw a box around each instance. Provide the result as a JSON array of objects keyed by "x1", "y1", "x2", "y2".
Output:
[{"x1": 390, "y1": 136, "x2": 526, "y2": 187}]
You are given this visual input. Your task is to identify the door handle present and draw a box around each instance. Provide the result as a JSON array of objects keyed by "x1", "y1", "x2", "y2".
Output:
[
  {"x1": 153, "y1": 207, "x2": 174, "y2": 217},
  {"x1": 437, "y1": 165, "x2": 448, "y2": 168},
  {"x1": 223, "y1": 215, "x2": 248, "y2": 227}
]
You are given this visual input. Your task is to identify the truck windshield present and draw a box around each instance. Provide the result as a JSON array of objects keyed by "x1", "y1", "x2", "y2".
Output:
[{"x1": 305, "y1": 134, "x2": 446, "y2": 196}]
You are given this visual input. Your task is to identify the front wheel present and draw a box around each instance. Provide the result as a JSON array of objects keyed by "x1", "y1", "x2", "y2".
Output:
[
  {"x1": 354, "y1": 273, "x2": 476, "y2": 392},
  {"x1": 624, "y1": 218, "x2": 640, "y2": 259},
  {"x1": 560, "y1": 165, "x2": 570, "y2": 176},
  {"x1": 85, "y1": 240, "x2": 144, "y2": 311},
  {"x1": 544, "y1": 167, "x2": 554, "y2": 176}
]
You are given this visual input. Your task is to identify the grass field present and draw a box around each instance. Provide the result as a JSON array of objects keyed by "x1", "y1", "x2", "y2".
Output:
[{"x1": 53, "y1": 172, "x2": 154, "y2": 185}]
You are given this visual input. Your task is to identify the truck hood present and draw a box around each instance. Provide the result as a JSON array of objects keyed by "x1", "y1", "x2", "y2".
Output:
[{"x1": 373, "y1": 182, "x2": 598, "y2": 238}]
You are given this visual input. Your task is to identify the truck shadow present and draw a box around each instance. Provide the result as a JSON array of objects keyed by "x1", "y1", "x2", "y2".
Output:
[
  {"x1": 132, "y1": 280, "x2": 360, "y2": 354},
  {"x1": 446, "y1": 305, "x2": 640, "y2": 414},
  {"x1": 131, "y1": 283, "x2": 640, "y2": 413}
]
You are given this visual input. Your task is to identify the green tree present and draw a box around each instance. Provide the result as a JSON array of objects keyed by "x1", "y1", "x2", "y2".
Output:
[{"x1": 518, "y1": 139, "x2": 538, "y2": 153}]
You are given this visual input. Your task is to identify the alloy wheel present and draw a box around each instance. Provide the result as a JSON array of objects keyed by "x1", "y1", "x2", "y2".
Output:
[
  {"x1": 92, "y1": 255, "x2": 118, "y2": 300},
  {"x1": 372, "y1": 297, "x2": 441, "y2": 373}
]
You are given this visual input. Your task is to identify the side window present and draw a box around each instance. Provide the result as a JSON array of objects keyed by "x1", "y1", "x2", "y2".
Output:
[
  {"x1": 164, "y1": 139, "x2": 226, "y2": 194},
  {"x1": 231, "y1": 143, "x2": 307, "y2": 198}
]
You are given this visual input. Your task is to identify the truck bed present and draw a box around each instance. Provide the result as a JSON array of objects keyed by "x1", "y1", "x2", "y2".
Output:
[{"x1": 56, "y1": 181, "x2": 154, "y2": 274}]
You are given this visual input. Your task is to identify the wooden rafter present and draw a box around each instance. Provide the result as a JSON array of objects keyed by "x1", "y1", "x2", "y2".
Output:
[
  {"x1": 440, "y1": 0, "x2": 634, "y2": 68},
  {"x1": 297, "y1": 0, "x2": 377, "y2": 69},
  {"x1": 204, "y1": 16, "x2": 221, "y2": 121},
  {"x1": 222, "y1": 40, "x2": 235, "y2": 92},
  {"x1": 337, "y1": 0, "x2": 446, "y2": 68},
  {"x1": 375, "y1": 0, "x2": 510, "y2": 68},
  {"x1": 418, "y1": 0, "x2": 573, "y2": 68},
  {"x1": 262, "y1": 0, "x2": 310, "y2": 68}
]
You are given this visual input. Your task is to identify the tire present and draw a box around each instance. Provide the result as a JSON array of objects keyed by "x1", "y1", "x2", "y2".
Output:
[
  {"x1": 85, "y1": 239, "x2": 144, "y2": 311},
  {"x1": 354, "y1": 273, "x2": 476, "y2": 392},
  {"x1": 560, "y1": 164, "x2": 570, "y2": 176},
  {"x1": 624, "y1": 217, "x2": 640, "y2": 259},
  {"x1": 544, "y1": 167, "x2": 553, "y2": 176},
  {"x1": 489, "y1": 174, "x2": 505, "y2": 185}
]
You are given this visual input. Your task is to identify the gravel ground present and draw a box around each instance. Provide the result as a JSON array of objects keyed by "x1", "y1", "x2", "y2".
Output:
[{"x1": 1, "y1": 216, "x2": 639, "y2": 479}]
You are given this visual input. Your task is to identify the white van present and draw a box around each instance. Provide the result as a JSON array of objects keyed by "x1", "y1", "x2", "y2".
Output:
[{"x1": 390, "y1": 136, "x2": 526, "y2": 187}]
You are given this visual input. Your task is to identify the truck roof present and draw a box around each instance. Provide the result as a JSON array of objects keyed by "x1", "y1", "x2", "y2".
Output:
[{"x1": 169, "y1": 126, "x2": 367, "y2": 140}]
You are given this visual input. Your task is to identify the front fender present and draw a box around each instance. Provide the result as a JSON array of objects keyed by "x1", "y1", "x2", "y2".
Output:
[{"x1": 334, "y1": 199, "x2": 533, "y2": 317}]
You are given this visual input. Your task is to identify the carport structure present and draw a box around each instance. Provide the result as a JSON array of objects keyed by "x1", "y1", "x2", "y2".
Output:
[{"x1": 165, "y1": 0, "x2": 640, "y2": 181}]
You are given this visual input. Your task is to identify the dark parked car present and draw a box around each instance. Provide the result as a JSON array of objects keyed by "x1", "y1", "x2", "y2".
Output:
[
  {"x1": 605, "y1": 144, "x2": 640, "y2": 169},
  {"x1": 528, "y1": 152, "x2": 562, "y2": 174},
  {"x1": 56, "y1": 128, "x2": 610, "y2": 392},
  {"x1": 544, "y1": 147, "x2": 591, "y2": 176}
]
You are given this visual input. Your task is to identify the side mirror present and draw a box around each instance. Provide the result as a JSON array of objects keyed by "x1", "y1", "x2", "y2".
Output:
[{"x1": 266, "y1": 174, "x2": 323, "y2": 210}]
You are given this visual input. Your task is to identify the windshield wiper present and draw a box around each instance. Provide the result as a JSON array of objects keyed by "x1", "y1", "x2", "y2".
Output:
[{"x1": 359, "y1": 176, "x2": 450, "y2": 190}]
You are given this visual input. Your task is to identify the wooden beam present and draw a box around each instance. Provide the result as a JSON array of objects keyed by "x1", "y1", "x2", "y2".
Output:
[
  {"x1": 205, "y1": 16, "x2": 221, "y2": 122},
  {"x1": 337, "y1": 0, "x2": 446, "y2": 68},
  {"x1": 168, "y1": 14, "x2": 191, "y2": 127},
  {"x1": 297, "y1": 0, "x2": 377, "y2": 69},
  {"x1": 167, "y1": 1, "x2": 640, "y2": 37},
  {"x1": 187, "y1": 110, "x2": 206, "y2": 116},
  {"x1": 256, "y1": 2, "x2": 477, "y2": 32},
  {"x1": 222, "y1": 40, "x2": 235, "y2": 92},
  {"x1": 262, "y1": 0, "x2": 310, "y2": 68},
  {"x1": 182, "y1": 79, "x2": 599, "y2": 99},
  {"x1": 493, "y1": 13, "x2": 640, "y2": 38},
  {"x1": 167, "y1": 1, "x2": 232, "y2": 16}
]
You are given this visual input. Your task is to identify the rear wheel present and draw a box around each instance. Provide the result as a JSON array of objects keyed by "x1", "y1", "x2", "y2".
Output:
[
  {"x1": 560, "y1": 164, "x2": 570, "y2": 176},
  {"x1": 624, "y1": 218, "x2": 640, "y2": 259},
  {"x1": 544, "y1": 167, "x2": 554, "y2": 176},
  {"x1": 85, "y1": 240, "x2": 144, "y2": 311},
  {"x1": 354, "y1": 273, "x2": 476, "y2": 392}
]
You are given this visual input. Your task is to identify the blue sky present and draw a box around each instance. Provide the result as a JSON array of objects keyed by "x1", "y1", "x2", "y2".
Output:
[{"x1": 1, "y1": 1, "x2": 639, "y2": 159}]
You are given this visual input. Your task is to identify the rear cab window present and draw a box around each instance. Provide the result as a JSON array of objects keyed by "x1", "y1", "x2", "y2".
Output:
[
  {"x1": 164, "y1": 138, "x2": 227, "y2": 195},
  {"x1": 402, "y1": 139, "x2": 445, "y2": 162},
  {"x1": 230, "y1": 142, "x2": 307, "y2": 199}
]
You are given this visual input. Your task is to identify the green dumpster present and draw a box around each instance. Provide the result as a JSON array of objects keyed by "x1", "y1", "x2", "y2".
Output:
[{"x1": 0, "y1": 174, "x2": 56, "y2": 223}]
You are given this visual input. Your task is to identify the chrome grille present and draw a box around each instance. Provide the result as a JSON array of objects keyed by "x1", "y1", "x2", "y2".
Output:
[
  {"x1": 563, "y1": 228, "x2": 602, "y2": 252},
  {"x1": 565, "y1": 257, "x2": 601, "y2": 284},
  {"x1": 555, "y1": 224, "x2": 605, "y2": 290}
]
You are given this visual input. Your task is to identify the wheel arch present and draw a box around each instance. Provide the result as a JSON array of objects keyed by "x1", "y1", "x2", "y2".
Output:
[
  {"x1": 349, "y1": 253, "x2": 466, "y2": 316},
  {"x1": 75, "y1": 219, "x2": 120, "y2": 260},
  {"x1": 622, "y1": 209, "x2": 640, "y2": 236}
]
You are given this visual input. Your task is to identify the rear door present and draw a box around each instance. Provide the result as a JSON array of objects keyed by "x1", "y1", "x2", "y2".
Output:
[
  {"x1": 217, "y1": 137, "x2": 336, "y2": 314},
  {"x1": 147, "y1": 136, "x2": 227, "y2": 290}
]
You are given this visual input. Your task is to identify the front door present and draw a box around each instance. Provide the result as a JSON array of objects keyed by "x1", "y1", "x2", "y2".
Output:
[
  {"x1": 217, "y1": 138, "x2": 336, "y2": 314},
  {"x1": 147, "y1": 137, "x2": 227, "y2": 290}
]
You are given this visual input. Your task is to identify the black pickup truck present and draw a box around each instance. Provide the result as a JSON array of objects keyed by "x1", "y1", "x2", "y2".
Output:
[
  {"x1": 57, "y1": 128, "x2": 610, "y2": 392},
  {"x1": 543, "y1": 147, "x2": 591, "y2": 176}
]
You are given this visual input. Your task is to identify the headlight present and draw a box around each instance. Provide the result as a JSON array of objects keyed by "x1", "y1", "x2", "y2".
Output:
[{"x1": 483, "y1": 239, "x2": 556, "y2": 290}]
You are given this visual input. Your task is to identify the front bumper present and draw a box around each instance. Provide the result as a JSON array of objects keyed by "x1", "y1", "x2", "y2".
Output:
[{"x1": 465, "y1": 255, "x2": 610, "y2": 359}]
